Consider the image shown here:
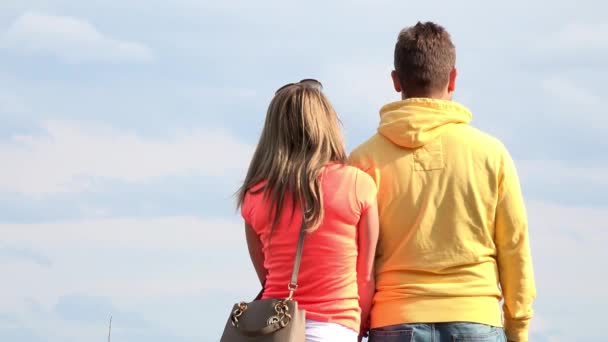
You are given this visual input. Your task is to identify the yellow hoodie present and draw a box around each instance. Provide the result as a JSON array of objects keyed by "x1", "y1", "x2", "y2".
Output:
[{"x1": 349, "y1": 98, "x2": 536, "y2": 342}]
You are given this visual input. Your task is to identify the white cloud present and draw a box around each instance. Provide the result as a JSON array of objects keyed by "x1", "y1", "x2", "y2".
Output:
[
  {"x1": 322, "y1": 62, "x2": 397, "y2": 123},
  {"x1": 0, "y1": 306, "x2": 103, "y2": 342},
  {"x1": 547, "y1": 23, "x2": 608, "y2": 50},
  {"x1": 5, "y1": 216, "x2": 242, "y2": 250},
  {"x1": 0, "y1": 92, "x2": 29, "y2": 115},
  {"x1": 518, "y1": 159, "x2": 608, "y2": 187},
  {"x1": 0, "y1": 217, "x2": 254, "y2": 341},
  {"x1": 0, "y1": 12, "x2": 154, "y2": 63},
  {"x1": 0, "y1": 215, "x2": 253, "y2": 307},
  {"x1": 529, "y1": 314, "x2": 563, "y2": 342},
  {"x1": 541, "y1": 77, "x2": 601, "y2": 107},
  {"x1": 539, "y1": 77, "x2": 608, "y2": 130},
  {"x1": 528, "y1": 200, "x2": 608, "y2": 298},
  {"x1": 0, "y1": 215, "x2": 255, "y2": 342},
  {"x1": 0, "y1": 120, "x2": 253, "y2": 195},
  {"x1": 524, "y1": 201, "x2": 607, "y2": 340}
]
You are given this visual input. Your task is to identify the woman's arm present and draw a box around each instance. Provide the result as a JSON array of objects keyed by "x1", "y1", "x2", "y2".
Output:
[
  {"x1": 357, "y1": 199, "x2": 379, "y2": 336},
  {"x1": 245, "y1": 223, "x2": 267, "y2": 286}
]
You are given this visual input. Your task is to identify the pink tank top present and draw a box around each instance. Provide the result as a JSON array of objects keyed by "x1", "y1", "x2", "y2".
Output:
[{"x1": 241, "y1": 163, "x2": 377, "y2": 332}]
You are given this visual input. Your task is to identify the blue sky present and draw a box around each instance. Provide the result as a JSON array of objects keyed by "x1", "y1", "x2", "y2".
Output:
[{"x1": 0, "y1": 1, "x2": 606, "y2": 341}]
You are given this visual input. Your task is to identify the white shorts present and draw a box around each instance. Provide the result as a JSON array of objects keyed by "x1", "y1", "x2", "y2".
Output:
[{"x1": 305, "y1": 319, "x2": 358, "y2": 342}]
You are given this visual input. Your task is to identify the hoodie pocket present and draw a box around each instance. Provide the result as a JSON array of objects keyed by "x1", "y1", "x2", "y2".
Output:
[{"x1": 414, "y1": 137, "x2": 444, "y2": 171}]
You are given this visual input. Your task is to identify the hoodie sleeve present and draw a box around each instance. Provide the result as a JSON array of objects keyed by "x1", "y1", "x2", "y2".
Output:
[{"x1": 495, "y1": 145, "x2": 537, "y2": 342}]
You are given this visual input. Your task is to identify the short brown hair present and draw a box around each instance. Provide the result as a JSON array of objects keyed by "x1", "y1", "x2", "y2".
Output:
[{"x1": 394, "y1": 21, "x2": 456, "y2": 95}]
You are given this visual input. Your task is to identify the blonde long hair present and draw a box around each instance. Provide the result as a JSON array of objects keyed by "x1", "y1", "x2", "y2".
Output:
[{"x1": 237, "y1": 83, "x2": 347, "y2": 231}]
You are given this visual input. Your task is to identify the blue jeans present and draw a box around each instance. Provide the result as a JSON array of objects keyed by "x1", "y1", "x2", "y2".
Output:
[{"x1": 369, "y1": 323, "x2": 506, "y2": 342}]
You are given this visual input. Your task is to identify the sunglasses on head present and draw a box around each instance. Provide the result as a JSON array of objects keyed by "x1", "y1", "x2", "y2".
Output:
[{"x1": 275, "y1": 79, "x2": 323, "y2": 95}]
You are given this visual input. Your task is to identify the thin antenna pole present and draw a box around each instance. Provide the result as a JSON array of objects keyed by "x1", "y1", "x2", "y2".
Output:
[{"x1": 108, "y1": 315, "x2": 112, "y2": 342}]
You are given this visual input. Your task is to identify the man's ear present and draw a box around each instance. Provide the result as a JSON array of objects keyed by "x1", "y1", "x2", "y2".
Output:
[
  {"x1": 391, "y1": 70, "x2": 402, "y2": 93},
  {"x1": 448, "y1": 68, "x2": 457, "y2": 93}
]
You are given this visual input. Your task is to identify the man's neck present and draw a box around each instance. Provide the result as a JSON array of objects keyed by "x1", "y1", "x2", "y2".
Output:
[{"x1": 402, "y1": 92, "x2": 452, "y2": 101}]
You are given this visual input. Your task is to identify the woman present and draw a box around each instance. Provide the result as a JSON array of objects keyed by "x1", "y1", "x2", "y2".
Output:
[{"x1": 237, "y1": 79, "x2": 379, "y2": 341}]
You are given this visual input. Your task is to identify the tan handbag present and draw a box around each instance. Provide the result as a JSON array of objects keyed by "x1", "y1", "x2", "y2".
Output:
[{"x1": 220, "y1": 219, "x2": 307, "y2": 342}]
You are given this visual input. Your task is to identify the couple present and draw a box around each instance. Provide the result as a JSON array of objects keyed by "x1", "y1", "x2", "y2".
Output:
[{"x1": 237, "y1": 22, "x2": 536, "y2": 342}]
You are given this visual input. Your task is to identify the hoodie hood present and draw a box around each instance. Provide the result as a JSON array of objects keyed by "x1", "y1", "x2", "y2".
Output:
[{"x1": 378, "y1": 98, "x2": 473, "y2": 148}]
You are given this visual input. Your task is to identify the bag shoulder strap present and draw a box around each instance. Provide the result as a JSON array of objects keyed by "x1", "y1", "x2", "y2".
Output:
[{"x1": 287, "y1": 217, "x2": 306, "y2": 299}]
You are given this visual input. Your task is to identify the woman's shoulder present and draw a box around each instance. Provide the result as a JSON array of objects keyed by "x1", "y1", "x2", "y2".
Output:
[
  {"x1": 326, "y1": 163, "x2": 372, "y2": 181},
  {"x1": 241, "y1": 181, "x2": 268, "y2": 224},
  {"x1": 242, "y1": 181, "x2": 267, "y2": 209},
  {"x1": 327, "y1": 164, "x2": 377, "y2": 198}
]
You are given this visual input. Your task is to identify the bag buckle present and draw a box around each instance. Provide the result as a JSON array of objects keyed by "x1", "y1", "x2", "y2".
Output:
[
  {"x1": 230, "y1": 302, "x2": 248, "y2": 327},
  {"x1": 267, "y1": 300, "x2": 292, "y2": 327},
  {"x1": 287, "y1": 283, "x2": 298, "y2": 300}
]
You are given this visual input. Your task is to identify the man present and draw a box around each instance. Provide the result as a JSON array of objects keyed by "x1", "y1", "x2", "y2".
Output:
[{"x1": 349, "y1": 22, "x2": 536, "y2": 342}]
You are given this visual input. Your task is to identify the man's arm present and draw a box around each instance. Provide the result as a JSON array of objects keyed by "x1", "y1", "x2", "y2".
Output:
[{"x1": 495, "y1": 147, "x2": 536, "y2": 342}]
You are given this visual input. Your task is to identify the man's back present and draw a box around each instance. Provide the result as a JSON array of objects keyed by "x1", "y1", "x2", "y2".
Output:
[{"x1": 349, "y1": 98, "x2": 536, "y2": 341}]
